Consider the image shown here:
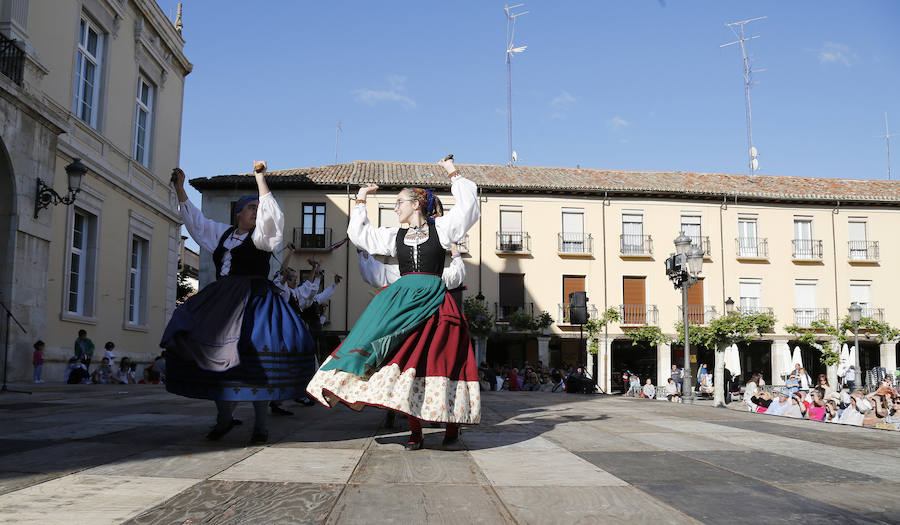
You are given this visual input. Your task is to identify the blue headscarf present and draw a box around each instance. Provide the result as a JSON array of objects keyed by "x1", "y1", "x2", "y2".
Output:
[
  {"x1": 234, "y1": 194, "x2": 258, "y2": 213},
  {"x1": 425, "y1": 189, "x2": 436, "y2": 224}
]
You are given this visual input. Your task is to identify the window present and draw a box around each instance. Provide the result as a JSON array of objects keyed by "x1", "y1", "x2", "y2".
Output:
[
  {"x1": 793, "y1": 217, "x2": 814, "y2": 257},
  {"x1": 848, "y1": 219, "x2": 867, "y2": 260},
  {"x1": 74, "y1": 17, "x2": 104, "y2": 127},
  {"x1": 739, "y1": 279, "x2": 762, "y2": 312},
  {"x1": 378, "y1": 204, "x2": 400, "y2": 228},
  {"x1": 680, "y1": 213, "x2": 702, "y2": 251},
  {"x1": 67, "y1": 208, "x2": 98, "y2": 316},
  {"x1": 849, "y1": 281, "x2": 871, "y2": 309},
  {"x1": 561, "y1": 208, "x2": 584, "y2": 253},
  {"x1": 133, "y1": 76, "x2": 154, "y2": 167},
  {"x1": 621, "y1": 212, "x2": 644, "y2": 254},
  {"x1": 622, "y1": 276, "x2": 647, "y2": 324},
  {"x1": 127, "y1": 235, "x2": 149, "y2": 325},
  {"x1": 794, "y1": 279, "x2": 817, "y2": 326},
  {"x1": 301, "y1": 203, "x2": 326, "y2": 248},
  {"x1": 499, "y1": 208, "x2": 523, "y2": 251},
  {"x1": 498, "y1": 273, "x2": 525, "y2": 320},
  {"x1": 562, "y1": 275, "x2": 585, "y2": 322},
  {"x1": 738, "y1": 217, "x2": 758, "y2": 257}
]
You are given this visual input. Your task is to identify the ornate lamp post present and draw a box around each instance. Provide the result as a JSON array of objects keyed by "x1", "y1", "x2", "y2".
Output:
[
  {"x1": 34, "y1": 158, "x2": 86, "y2": 218},
  {"x1": 666, "y1": 232, "x2": 704, "y2": 402}
]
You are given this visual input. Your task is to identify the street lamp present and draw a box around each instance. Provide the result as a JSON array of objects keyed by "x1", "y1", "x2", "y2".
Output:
[
  {"x1": 725, "y1": 297, "x2": 735, "y2": 314},
  {"x1": 666, "y1": 232, "x2": 703, "y2": 403},
  {"x1": 849, "y1": 301, "x2": 862, "y2": 374},
  {"x1": 34, "y1": 158, "x2": 86, "y2": 218}
]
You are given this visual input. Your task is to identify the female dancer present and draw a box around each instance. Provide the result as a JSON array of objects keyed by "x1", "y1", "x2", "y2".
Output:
[
  {"x1": 307, "y1": 156, "x2": 480, "y2": 449},
  {"x1": 162, "y1": 162, "x2": 317, "y2": 444}
]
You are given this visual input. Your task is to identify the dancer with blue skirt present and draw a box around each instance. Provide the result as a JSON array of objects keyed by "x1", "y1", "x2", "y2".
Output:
[{"x1": 162, "y1": 162, "x2": 316, "y2": 444}]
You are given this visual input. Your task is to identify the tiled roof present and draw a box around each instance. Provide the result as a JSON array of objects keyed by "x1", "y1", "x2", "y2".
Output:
[{"x1": 189, "y1": 160, "x2": 900, "y2": 204}]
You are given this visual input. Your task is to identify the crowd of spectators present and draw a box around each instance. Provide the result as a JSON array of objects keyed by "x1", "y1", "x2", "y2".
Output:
[
  {"x1": 477, "y1": 362, "x2": 597, "y2": 394},
  {"x1": 39, "y1": 329, "x2": 165, "y2": 386}
]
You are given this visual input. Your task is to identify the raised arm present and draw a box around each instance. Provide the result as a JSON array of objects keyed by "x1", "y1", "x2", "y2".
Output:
[
  {"x1": 347, "y1": 184, "x2": 398, "y2": 255},
  {"x1": 441, "y1": 244, "x2": 466, "y2": 289},
  {"x1": 434, "y1": 157, "x2": 480, "y2": 249},
  {"x1": 250, "y1": 161, "x2": 284, "y2": 252},
  {"x1": 358, "y1": 250, "x2": 401, "y2": 288},
  {"x1": 171, "y1": 167, "x2": 230, "y2": 253}
]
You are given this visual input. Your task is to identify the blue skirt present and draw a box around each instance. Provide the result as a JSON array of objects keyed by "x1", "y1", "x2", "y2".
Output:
[{"x1": 160, "y1": 276, "x2": 317, "y2": 402}]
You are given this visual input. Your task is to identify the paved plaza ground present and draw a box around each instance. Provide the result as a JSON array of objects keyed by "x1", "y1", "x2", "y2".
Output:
[{"x1": 0, "y1": 384, "x2": 898, "y2": 524}]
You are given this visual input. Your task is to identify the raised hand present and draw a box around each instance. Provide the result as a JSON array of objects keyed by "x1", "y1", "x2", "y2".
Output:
[
  {"x1": 438, "y1": 154, "x2": 456, "y2": 176},
  {"x1": 253, "y1": 160, "x2": 267, "y2": 174},
  {"x1": 356, "y1": 183, "x2": 379, "y2": 200}
]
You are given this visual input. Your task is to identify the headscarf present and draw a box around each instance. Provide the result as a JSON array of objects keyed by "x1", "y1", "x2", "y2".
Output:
[{"x1": 234, "y1": 194, "x2": 258, "y2": 213}]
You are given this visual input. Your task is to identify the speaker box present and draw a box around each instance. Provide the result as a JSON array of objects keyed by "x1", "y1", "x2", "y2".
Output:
[{"x1": 568, "y1": 291, "x2": 588, "y2": 324}]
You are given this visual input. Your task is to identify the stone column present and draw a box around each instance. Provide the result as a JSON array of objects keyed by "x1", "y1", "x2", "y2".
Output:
[
  {"x1": 881, "y1": 341, "x2": 897, "y2": 372},
  {"x1": 771, "y1": 338, "x2": 791, "y2": 386},
  {"x1": 657, "y1": 342, "x2": 672, "y2": 389},
  {"x1": 536, "y1": 336, "x2": 550, "y2": 368},
  {"x1": 473, "y1": 336, "x2": 488, "y2": 366},
  {"x1": 595, "y1": 336, "x2": 611, "y2": 393}
]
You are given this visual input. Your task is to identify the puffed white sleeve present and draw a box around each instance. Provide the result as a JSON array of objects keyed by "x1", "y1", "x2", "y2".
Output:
[
  {"x1": 294, "y1": 277, "x2": 320, "y2": 309},
  {"x1": 347, "y1": 203, "x2": 398, "y2": 256},
  {"x1": 251, "y1": 192, "x2": 283, "y2": 252},
  {"x1": 435, "y1": 175, "x2": 479, "y2": 249},
  {"x1": 441, "y1": 255, "x2": 466, "y2": 289},
  {"x1": 359, "y1": 252, "x2": 401, "y2": 288},
  {"x1": 179, "y1": 199, "x2": 231, "y2": 253},
  {"x1": 272, "y1": 274, "x2": 291, "y2": 301}
]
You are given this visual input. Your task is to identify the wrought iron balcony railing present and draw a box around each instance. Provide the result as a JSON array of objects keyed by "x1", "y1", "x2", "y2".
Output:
[
  {"x1": 620, "y1": 234, "x2": 653, "y2": 256},
  {"x1": 851, "y1": 306, "x2": 885, "y2": 323},
  {"x1": 736, "y1": 305, "x2": 774, "y2": 316},
  {"x1": 687, "y1": 235, "x2": 711, "y2": 256},
  {"x1": 618, "y1": 304, "x2": 659, "y2": 326},
  {"x1": 0, "y1": 33, "x2": 24, "y2": 86},
  {"x1": 293, "y1": 227, "x2": 333, "y2": 251},
  {"x1": 495, "y1": 302, "x2": 534, "y2": 322},
  {"x1": 735, "y1": 237, "x2": 769, "y2": 258},
  {"x1": 558, "y1": 303, "x2": 599, "y2": 324},
  {"x1": 793, "y1": 308, "x2": 829, "y2": 327},
  {"x1": 848, "y1": 240, "x2": 879, "y2": 262},
  {"x1": 792, "y1": 239, "x2": 824, "y2": 260},
  {"x1": 496, "y1": 231, "x2": 531, "y2": 253},
  {"x1": 676, "y1": 305, "x2": 718, "y2": 325},
  {"x1": 558, "y1": 232, "x2": 593, "y2": 255}
]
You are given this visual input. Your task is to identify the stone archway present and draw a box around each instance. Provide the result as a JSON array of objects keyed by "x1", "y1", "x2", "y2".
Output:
[{"x1": 0, "y1": 137, "x2": 15, "y2": 381}]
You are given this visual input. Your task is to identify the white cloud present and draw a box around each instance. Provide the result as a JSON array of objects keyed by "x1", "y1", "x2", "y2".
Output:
[
  {"x1": 609, "y1": 116, "x2": 629, "y2": 129},
  {"x1": 550, "y1": 91, "x2": 576, "y2": 108},
  {"x1": 355, "y1": 75, "x2": 417, "y2": 109},
  {"x1": 817, "y1": 42, "x2": 857, "y2": 66}
]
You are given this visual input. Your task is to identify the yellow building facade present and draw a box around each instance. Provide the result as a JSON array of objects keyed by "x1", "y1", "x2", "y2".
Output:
[{"x1": 0, "y1": 0, "x2": 191, "y2": 381}]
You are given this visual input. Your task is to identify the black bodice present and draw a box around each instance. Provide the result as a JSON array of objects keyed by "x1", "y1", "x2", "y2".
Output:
[
  {"x1": 212, "y1": 226, "x2": 271, "y2": 280},
  {"x1": 396, "y1": 222, "x2": 446, "y2": 276}
]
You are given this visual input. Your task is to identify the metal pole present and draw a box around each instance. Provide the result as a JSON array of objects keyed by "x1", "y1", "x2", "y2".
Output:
[
  {"x1": 853, "y1": 322, "x2": 860, "y2": 382},
  {"x1": 682, "y1": 279, "x2": 693, "y2": 403}
]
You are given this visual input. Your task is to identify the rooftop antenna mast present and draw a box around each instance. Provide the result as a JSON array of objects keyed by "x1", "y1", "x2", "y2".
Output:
[
  {"x1": 721, "y1": 16, "x2": 766, "y2": 174},
  {"x1": 334, "y1": 122, "x2": 342, "y2": 164},
  {"x1": 505, "y1": 4, "x2": 528, "y2": 166},
  {"x1": 875, "y1": 113, "x2": 895, "y2": 180}
]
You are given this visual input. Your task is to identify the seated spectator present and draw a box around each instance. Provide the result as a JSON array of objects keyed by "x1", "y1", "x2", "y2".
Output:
[
  {"x1": 863, "y1": 393, "x2": 891, "y2": 427},
  {"x1": 507, "y1": 367, "x2": 520, "y2": 391},
  {"x1": 879, "y1": 397, "x2": 900, "y2": 430},
  {"x1": 785, "y1": 374, "x2": 800, "y2": 395},
  {"x1": 150, "y1": 352, "x2": 166, "y2": 383},
  {"x1": 806, "y1": 390, "x2": 827, "y2": 421},
  {"x1": 642, "y1": 379, "x2": 656, "y2": 399},
  {"x1": 478, "y1": 369, "x2": 491, "y2": 391},
  {"x1": 750, "y1": 391, "x2": 772, "y2": 413},
  {"x1": 66, "y1": 356, "x2": 90, "y2": 384},
  {"x1": 523, "y1": 369, "x2": 541, "y2": 391},
  {"x1": 115, "y1": 357, "x2": 136, "y2": 384},
  {"x1": 103, "y1": 341, "x2": 117, "y2": 365},
  {"x1": 665, "y1": 378, "x2": 681, "y2": 402},
  {"x1": 698, "y1": 372, "x2": 714, "y2": 397},
  {"x1": 91, "y1": 357, "x2": 115, "y2": 384},
  {"x1": 815, "y1": 374, "x2": 834, "y2": 399},
  {"x1": 139, "y1": 368, "x2": 162, "y2": 384},
  {"x1": 824, "y1": 399, "x2": 839, "y2": 422},
  {"x1": 784, "y1": 394, "x2": 804, "y2": 418},
  {"x1": 766, "y1": 390, "x2": 791, "y2": 416},
  {"x1": 836, "y1": 392, "x2": 869, "y2": 426},
  {"x1": 742, "y1": 373, "x2": 761, "y2": 412},
  {"x1": 625, "y1": 374, "x2": 641, "y2": 397}
]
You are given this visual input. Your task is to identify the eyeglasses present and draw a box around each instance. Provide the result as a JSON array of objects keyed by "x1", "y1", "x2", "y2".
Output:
[{"x1": 394, "y1": 199, "x2": 414, "y2": 208}]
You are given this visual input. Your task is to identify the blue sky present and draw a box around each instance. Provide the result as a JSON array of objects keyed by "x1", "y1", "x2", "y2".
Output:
[{"x1": 159, "y1": 1, "x2": 899, "y2": 248}]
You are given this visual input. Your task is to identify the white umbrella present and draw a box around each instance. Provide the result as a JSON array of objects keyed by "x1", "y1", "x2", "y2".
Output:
[
  {"x1": 791, "y1": 346, "x2": 804, "y2": 372},
  {"x1": 849, "y1": 345, "x2": 858, "y2": 374},
  {"x1": 837, "y1": 344, "x2": 850, "y2": 377},
  {"x1": 778, "y1": 345, "x2": 793, "y2": 382},
  {"x1": 724, "y1": 344, "x2": 742, "y2": 378}
]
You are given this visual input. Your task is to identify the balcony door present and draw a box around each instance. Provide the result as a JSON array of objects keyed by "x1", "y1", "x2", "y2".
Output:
[
  {"x1": 686, "y1": 278, "x2": 704, "y2": 324},
  {"x1": 301, "y1": 203, "x2": 326, "y2": 249},
  {"x1": 739, "y1": 279, "x2": 761, "y2": 312},
  {"x1": 793, "y1": 218, "x2": 813, "y2": 257},
  {"x1": 563, "y1": 275, "x2": 585, "y2": 322},
  {"x1": 622, "y1": 213, "x2": 643, "y2": 254},
  {"x1": 499, "y1": 273, "x2": 525, "y2": 320},
  {"x1": 622, "y1": 276, "x2": 646, "y2": 324},
  {"x1": 561, "y1": 209, "x2": 584, "y2": 253},
  {"x1": 794, "y1": 280, "x2": 817, "y2": 325},
  {"x1": 500, "y1": 209, "x2": 523, "y2": 251},
  {"x1": 738, "y1": 218, "x2": 758, "y2": 256},
  {"x1": 848, "y1": 220, "x2": 867, "y2": 260}
]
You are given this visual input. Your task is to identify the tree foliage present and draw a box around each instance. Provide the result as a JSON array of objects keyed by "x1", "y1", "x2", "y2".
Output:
[
  {"x1": 675, "y1": 311, "x2": 776, "y2": 351},
  {"x1": 463, "y1": 296, "x2": 494, "y2": 337},
  {"x1": 624, "y1": 325, "x2": 671, "y2": 347},
  {"x1": 784, "y1": 315, "x2": 900, "y2": 366},
  {"x1": 584, "y1": 307, "x2": 620, "y2": 354},
  {"x1": 176, "y1": 268, "x2": 194, "y2": 306}
]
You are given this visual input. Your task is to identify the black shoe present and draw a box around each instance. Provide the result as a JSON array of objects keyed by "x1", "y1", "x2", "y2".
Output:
[
  {"x1": 249, "y1": 431, "x2": 269, "y2": 445},
  {"x1": 206, "y1": 419, "x2": 236, "y2": 441},
  {"x1": 404, "y1": 437, "x2": 424, "y2": 451},
  {"x1": 294, "y1": 397, "x2": 315, "y2": 407},
  {"x1": 271, "y1": 405, "x2": 294, "y2": 416}
]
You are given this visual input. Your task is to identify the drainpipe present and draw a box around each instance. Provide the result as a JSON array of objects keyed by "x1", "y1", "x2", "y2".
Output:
[
  {"x1": 831, "y1": 201, "x2": 840, "y2": 326},
  {"x1": 601, "y1": 191, "x2": 610, "y2": 392},
  {"x1": 719, "y1": 195, "x2": 728, "y2": 309},
  {"x1": 345, "y1": 182, "x2": 351, "y2": 333}
]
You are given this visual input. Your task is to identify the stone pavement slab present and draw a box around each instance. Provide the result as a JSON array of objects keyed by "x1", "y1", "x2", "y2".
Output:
[
  {"x1": 211, "y1": 447, "x2": 363, "y2": 483},
  {"x1": 81, "y1": 445, "x2": 262, "y2": 479},
  {"x1": 576, "y1": 451, "x2": 760, "y2": 486},
  {"x1": 123, "y1": 480, "x2": 343, "y2": 525},
  {"x1": 495, "y1": 486, "x2": 702, "y2": 525},
  {"x1": 351, "y1": 449, "x2": 489, "y2": 485},
  {"x1": 682, "y1": 450, "x2": 878, "y2": 483},
  {"x1": 470, "y1": 449, "x2": 628, "y2": 487},
  {"x1": 0, "y1": 441, "x2": 146, "y2": 474},
  {"x1": 627, "y1": 431, "x2": 743, "y2": 451},
  {"x1": 774, "y1": 481, "x2": 900, "y2": 523},
  {"x1": 0, "y1": 474, "x2": 200, "y2": 525},
  {"x1": 326, "y1": 484, "x2": 515, "y2": 525}
]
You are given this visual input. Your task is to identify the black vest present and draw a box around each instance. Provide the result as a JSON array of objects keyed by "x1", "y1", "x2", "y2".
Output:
[
  {"x1": 212, "y1": 227, "x2": 271, "y2": 280},
  {"x1": 396, "y1": 222, "x2": 446, "y2": 276}
]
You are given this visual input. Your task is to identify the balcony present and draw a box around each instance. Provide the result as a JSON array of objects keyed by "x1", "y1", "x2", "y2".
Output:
[
  {"x1": 495, "y1": 302, "x2": 534, "y2": 322},
  {"x1": 293, "y1": 227, "x2": 333, "y2": 251},
  {"x1": 737, "y1": 306, "x2": 774, "y2": 316},
  {"x1": 618, "y1": 304, "x2": 659, "y2": 326},
  {"x1": 735, "y1": 237, "x2": 769, "y2": 260},
  {"x1": 0, "y1": 33, "x2": 24, "y2": 86},
  {"x1": 792, "y1": 239, "x2": 824, "y2": 261},
  {"x1": 557, "y1": 303, "x2": 599, "y2": 325},
  {"x1": 496, "y1": 231, "x2": 531, "y2": 254},
  {"x1": 793, "y1": 308, "x2": 829, "y2": 328},
  {"x1": 620, "y1": 234, "x2": 653, "y2": 258},
  {"x1": 676, "y1": 305, "x2": 718, "y2": 325},
  {"x1": 558, "y1": 232, "x2": 593, "y2": 256},
  {"x1": 687, "y1": 235, "x2": 711, "y2": 257},
  {"x1": 848, "y1": 241, "x2": 879, "y2": 263},
  {"x1": 853, "y1": 306, "x2": 885, "y2": 323}
]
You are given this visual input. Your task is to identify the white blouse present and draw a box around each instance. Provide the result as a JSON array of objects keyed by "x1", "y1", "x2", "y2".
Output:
[
  {"x1": 179, "y1": 192, "x2": 283, "y2": 277},
  {"x1": 347, "y1": 175, "x2": 479, "y2": 256},
  {"x1": 273, "y1": 274, "x2": 321, "y2": 309},
  {"x1": 358, "y1": 251, "x2": 465, "y2": 289}
]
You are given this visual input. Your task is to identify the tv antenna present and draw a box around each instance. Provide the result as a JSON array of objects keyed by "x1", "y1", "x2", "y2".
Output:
[
  {"x1": 505, "y1": 4, "x2": 528, "y2": 166},
  {"x1": 875, "y1": 113, "x2": 895, "y2": 180},
  {"x1": 721, "y1": 16, "x2": 766, "y2": 174},
  {"x1": 334, "y1": 122, "x2": 342, "y2": 164}
]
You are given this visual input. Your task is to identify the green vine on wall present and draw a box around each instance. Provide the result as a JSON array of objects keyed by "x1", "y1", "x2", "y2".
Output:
[
  {"x1": 625, "y1": 325, "x2": 671, "y2": 347},
  {"x1": 784, "y1": 315, "x2": 900, "y2": 367},
  {"x1": 584, "y1": 308, "x2": 620, "y2": 354}
]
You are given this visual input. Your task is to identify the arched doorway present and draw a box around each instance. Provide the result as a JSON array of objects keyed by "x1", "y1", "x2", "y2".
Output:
[{"x1": 0, "y1": 139, "x2": 15, "y2": 380}]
